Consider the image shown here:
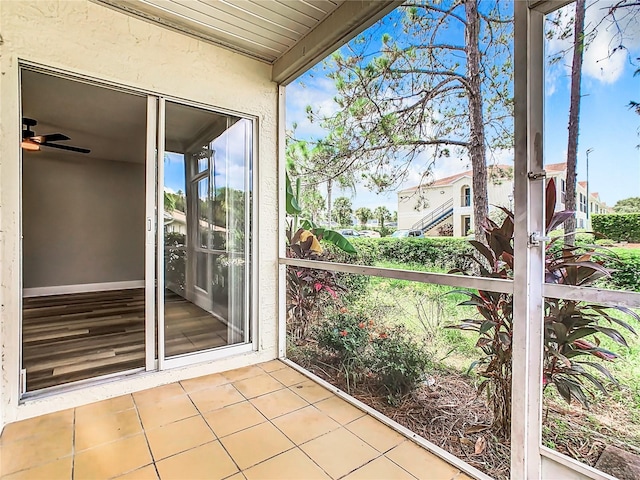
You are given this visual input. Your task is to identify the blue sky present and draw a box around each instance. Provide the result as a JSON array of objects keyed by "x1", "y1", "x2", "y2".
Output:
[{"x1": 286, "y1": 1, "x2": 640, "y2": 213}]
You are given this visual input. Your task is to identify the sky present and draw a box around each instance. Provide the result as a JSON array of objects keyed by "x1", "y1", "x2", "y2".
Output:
[
  {"x1": 285, "y1": 1, "x2": 640, "y2": 214},
  {"x1": 164, "y1": 119, "x2": 251, "y2": 196}
]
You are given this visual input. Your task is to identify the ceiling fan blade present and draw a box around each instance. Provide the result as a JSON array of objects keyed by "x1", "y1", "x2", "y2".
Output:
[
  {"x1": 40, "y1": 142, "x2": 90, "y2": 154},
  {"x1": 35, "y1": 133, "x2": 70, "y2": 143}
]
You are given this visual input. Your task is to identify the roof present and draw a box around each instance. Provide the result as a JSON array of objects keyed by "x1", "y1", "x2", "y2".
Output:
[
  {"x1": 399, "y1": 164, "x2": 512, "y2": 193},
  {"x1": 545, "y1": 162, "x2": 567, "y2": 172}
]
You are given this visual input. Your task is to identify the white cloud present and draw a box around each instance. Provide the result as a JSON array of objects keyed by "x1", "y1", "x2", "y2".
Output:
[
  {"x1": 546, "y1": 1, "x2": 640, "y2": 90},
  {"x1": 286, "y1": 76, "x2": 338, "y2": 139}
]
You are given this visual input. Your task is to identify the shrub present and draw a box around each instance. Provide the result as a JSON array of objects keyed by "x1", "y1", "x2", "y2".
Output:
[
  {"x1": 376, "y1": 237, "x2": 474, "y2": 270},
  {"x1": 592, "y1": 214, "x2": 640, "y2": 242},
  {"x1": 370, "y1": 325, "x2": 431, "y2": 400},
  {"x1": 317, "y1": 312, "x2": 371, "y2": 364},
  {"x1": 601, "y1": 250, "x2": 640, "y2": 292},
  {"x1": 449, "y1": 179, "x2": 639, "y2": 440},
  {"x1": 324, "y1": 238, "x2": 378, "y2": 302}
]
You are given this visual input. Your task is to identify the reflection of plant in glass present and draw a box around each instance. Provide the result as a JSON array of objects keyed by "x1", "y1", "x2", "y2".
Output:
[
  {"x1": 449, "y1": 178, "x2": 638, "y2": 441},
  {"x1": 165, "y1": 232, "x2": 186, "y2": 292}
]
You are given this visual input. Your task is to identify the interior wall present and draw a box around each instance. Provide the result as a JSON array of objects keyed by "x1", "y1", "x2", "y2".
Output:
[{"x1": 22, "y1": 154, "x2": 144, "y2": 289}]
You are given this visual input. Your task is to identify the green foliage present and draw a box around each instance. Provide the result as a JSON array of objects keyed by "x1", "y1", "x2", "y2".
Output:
[
  {"x1": 323, "y1": 239, "x2": 377, "y2": 302},
  {"x1": 317, "y1": 312, "x2": 371, "y2": 364},
  {"x1": 370, "y1": 325, "x2": 431, "y2": 399},
  {"x1": 333, "y1": 196, "x2": 353, "y2": 226},
  {"x1": 601, "y1": 249, "x2": 640, "y2": 292},
  {"x1": 449, "y1": 179, "x2": 639, "y2": 439},
  {"x1": 374, "y1": 206, "x2": 392, "y2": 228},
  {"x1": 592, "y1": 214, "x2": 640, "y2": 242},
  {"x1": 613, "y1": 197, "x2": 640, "y2": 213},
  {"x1": 317, "y1": 313, "x2": 431, "y2": 401},
  {"x1": 355, "y1": 207, "x2": 372, "y2": 226},
  {"x1": 376, "y1": 238, "x2": 474, "y2": 271}
]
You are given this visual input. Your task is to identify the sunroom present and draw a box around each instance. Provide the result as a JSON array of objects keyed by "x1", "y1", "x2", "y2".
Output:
[{"x1": 1, "y1": 1, "x2": 638, "y2": 479}]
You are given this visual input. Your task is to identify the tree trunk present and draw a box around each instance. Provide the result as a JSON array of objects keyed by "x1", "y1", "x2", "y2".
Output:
[
  {"x1": 565, "y1": 0, "x2": 586, "y2": 246},
  {"x1": 465, "y1": 0, "x2": 489, "y2": 243}
]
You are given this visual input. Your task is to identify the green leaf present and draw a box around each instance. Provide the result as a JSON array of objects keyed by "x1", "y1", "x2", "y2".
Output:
[
  {"x1": 285, "y1": 173, "x2": 302, "y2": 216},
  {"x1": 479, "y1": 320, "x2": 497, "y2": 334},
  {"x1": 312, "y1": 227, "x2": 357, "y2": 254}
]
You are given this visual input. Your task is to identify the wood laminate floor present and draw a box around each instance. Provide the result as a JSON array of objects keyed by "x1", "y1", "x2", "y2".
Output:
[{"x1": 22, "y1": 289, "x2": 229, "y2": 391}]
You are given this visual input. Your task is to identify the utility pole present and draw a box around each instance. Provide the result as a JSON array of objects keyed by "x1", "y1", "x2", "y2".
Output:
[{"x1": 586, "y1": 148, "x2": 594, "y2": 220}]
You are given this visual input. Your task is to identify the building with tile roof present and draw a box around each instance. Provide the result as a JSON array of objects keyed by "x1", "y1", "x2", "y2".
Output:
[{"x1": 397, "y1": 162, "x2": 610, "y2": 236}]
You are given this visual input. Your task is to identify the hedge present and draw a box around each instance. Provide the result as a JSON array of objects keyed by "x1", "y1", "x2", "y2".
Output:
[
  {"x1": 325, "y1": 237, "x2": 473, "y2": 271},
  {"x1": 324, "y1": 235, "x2": 640, "y2": 293},
  {"x1": 592, "y1": 214, "x2": 640, "y2": 243}
]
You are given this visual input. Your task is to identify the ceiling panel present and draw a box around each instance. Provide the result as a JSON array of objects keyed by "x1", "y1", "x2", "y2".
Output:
[{"x1": 97, "y1": 0, "x2": 343, "y2": 63}]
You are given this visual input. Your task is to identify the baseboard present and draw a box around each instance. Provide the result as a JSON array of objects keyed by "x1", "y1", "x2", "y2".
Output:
[{"x1": 23, "y1": 280, "x2": 145, "y2": 297}]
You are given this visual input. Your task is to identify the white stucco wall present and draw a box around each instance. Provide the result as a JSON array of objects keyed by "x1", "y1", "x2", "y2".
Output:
[
  {"x1": 0, "y1": 0, "x2": 279, "y2": 428},
  {"x1": 397, "y1": 185, "x2": 454, "y2": 230}
]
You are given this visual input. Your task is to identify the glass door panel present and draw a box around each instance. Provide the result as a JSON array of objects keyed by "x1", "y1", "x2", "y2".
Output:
[{"x1": 162, "y1": 101, "x2": 252, "y2": 358}]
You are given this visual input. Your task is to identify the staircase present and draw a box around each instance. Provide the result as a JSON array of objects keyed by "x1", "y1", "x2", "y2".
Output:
[{"x1": 411, "y1": 198, "x2": 454, "y2": 232}]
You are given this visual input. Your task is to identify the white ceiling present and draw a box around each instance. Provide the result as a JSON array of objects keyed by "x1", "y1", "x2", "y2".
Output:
[
  {"x1": 96, "y1": 0, "x2": 344, "y2": 63},
  {"x1": 21, "y1": 70, "x2": 232, "y2": 164}
]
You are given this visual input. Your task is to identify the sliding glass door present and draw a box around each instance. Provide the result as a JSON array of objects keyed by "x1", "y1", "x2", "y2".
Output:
[{"x1": 159, "y1": 100, "x2": 252, "y2": 363}]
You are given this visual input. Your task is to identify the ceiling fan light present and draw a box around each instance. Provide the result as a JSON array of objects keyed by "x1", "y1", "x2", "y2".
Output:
[{"x1": 21, "y1": 140, "x2": 40, "y2": 151}]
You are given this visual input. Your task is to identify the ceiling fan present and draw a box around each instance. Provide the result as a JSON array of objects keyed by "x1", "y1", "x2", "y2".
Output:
[{"x1": 21, "y1": 118, "x2": 90, "y2": 154}]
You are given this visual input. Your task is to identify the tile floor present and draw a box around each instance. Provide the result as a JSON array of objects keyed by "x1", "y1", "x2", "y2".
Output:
[{"x1": 0, "y1": 361, "x2": 472, "y2": 480}]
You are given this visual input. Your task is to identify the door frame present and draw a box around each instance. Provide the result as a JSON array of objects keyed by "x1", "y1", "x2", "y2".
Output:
[{"x1": 17, "y1": 63, "x2": 259, "y2": 397}]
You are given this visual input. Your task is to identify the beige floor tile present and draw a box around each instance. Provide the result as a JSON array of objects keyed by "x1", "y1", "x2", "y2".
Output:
[
  {"x1": 221, "y1": 365, "x2": 264, "y2": 382},
  {"x1": 346, "y1": 415, "x2": 405, "y2": 452},
  {"x1": 259, "y1": 360, "x2": 288, "y2": 373},
  {"x1": 290, "y1": 380, "x2": 333, "y2": 403},
  {"x1": 114, "y1": 465, "x2": 159, "y2": 480},
  {"x1": 0, "y1": 409, "x2": 74, "y2": 444},
  {"x1": 314, "y1": 396, "x2": 366, "y2": 425},
  {"x1": 74, "y1": 433, "x2": 153, "y2": 480},
  {"x1": 133, "y1": 383, "x2": 185, "y2": 406},
  {"x1": 75, "y1": 408, "x2": 143, "y2": 451},
  {"x1": 224, "y1": 474, "x2": 246, "y2": 480},
  {"x1": 145, "y1": 415, "x2": 216, "y2": 461},
  {"x1": 300, "y1": 428, "x2": 379, "y2": 479},
  {"x1": 272, "y1": 406, "x2": 340, "y2": 444},
  {"x1": 268, "y1": 367, "x2": 308, "y2": 387},
  {"x1": 219, "y1": 422, "x2": 294, "y2": 470},
  {"x1": 202, "y1": 401, "x2": 266, "y2": 438},
  {"x1": 243, "y1": 448, "x2": 330, "y2": 480},
  {"x1": 385, "y1": 442, "x2": 460, "y2": 480},
  {"x1": 1, "y1": 456, "x2": 72, "y2": 480},
  {"x1": 249, "y1": 388, "x2": 308, "y2": 419},
  {"x1": 232, "y1": 374, "x2": 284, "y2": 399},
  {"x1": 75, "y1": 395, "x2": 135, "y2": 423},
  {"x1": 180, "y1": 373, "x2": 230, "y2": 394},
  {"x1": 453, "y1": 475, "x2": 473, "y2": 480},
  {"x1": 344, "y1": 456, "x2": 416, "y2": 480},
  {"x1": 155, "y1": 441, "x2": 238, "y2": 480},
  {"x1": 136, "y1": 394, "x2": 198, "y2": 430},
  {"x1": 189, "y1": 383, "x2": 245, "y2": 413},
  {"x1": 0, "y1": 425, "x2": 73, "y2": 475}
]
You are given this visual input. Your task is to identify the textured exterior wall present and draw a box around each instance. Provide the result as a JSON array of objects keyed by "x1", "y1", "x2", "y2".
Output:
[{"x1": 0, "y1": 0, "x2": 279, "y2": 428}]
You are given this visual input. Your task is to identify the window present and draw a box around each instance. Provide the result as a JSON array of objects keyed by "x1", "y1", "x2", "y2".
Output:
[
  {"x1": 561, "y1": 179, "x2": 566, "y2": 203},
  {"x1": 579, "y1": 193, "x2": 587, "y2": 213},
  {"x1": 461, "y1": 186, "x2": 471, "y2": 207}
]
